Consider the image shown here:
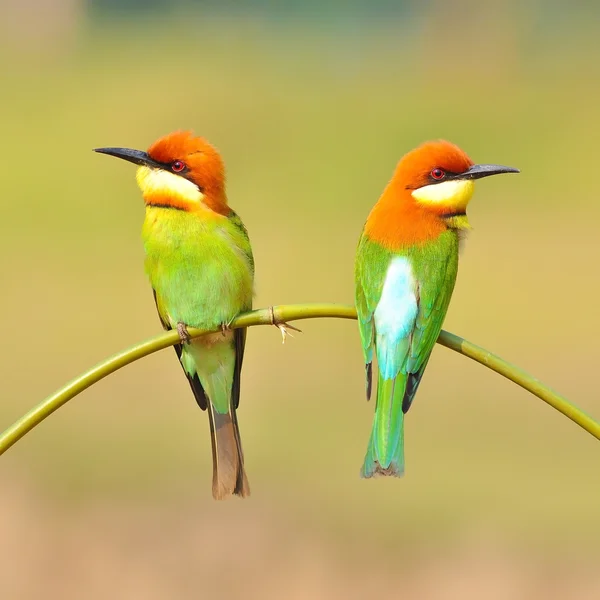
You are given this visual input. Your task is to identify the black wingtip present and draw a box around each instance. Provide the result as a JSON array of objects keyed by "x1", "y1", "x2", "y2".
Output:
[{"x1": 366, "y1": 362, "x2": 372, "y2": 400}]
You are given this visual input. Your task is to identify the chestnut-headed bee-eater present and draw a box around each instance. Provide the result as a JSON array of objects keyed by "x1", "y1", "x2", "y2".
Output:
[
  {"x1": 95, "y1": 131, "x2": 253, "y2": 500},
  {"x1": 355, "y1": 140, "x2": 519, "y2": 478}
]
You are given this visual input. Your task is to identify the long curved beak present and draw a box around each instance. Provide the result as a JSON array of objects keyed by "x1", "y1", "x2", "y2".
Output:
[
  {"x1": 459, "y1": 164, "x2": 520, "y2": 180},
  {"x1": 93, "y1": 147, "x2": 163, "y2": 169}
]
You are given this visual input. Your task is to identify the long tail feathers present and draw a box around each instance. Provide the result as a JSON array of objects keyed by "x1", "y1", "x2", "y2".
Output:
[
  {"x1": 361, "y1": 372, "x2": 406, "y2": 478},
  {"x1": 207, "y1": 402, "x2": 250, "y2": 500}
]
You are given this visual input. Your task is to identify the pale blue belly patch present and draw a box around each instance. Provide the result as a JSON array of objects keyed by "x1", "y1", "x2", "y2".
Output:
[{"x1": 374, "y1": 256, "x2": 418, "y2": 380}]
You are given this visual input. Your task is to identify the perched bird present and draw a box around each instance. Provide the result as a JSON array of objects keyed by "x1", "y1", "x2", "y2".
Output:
[
  {"x1": 95, "y1": 131, "x2": 254, "y2": 500},
  {"x1": 355, "y1": 140, "x2": 518, "y2": 478}
]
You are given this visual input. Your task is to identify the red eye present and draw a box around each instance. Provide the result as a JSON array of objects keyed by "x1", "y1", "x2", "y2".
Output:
[
  {"x1": 431, "y1": 168, "x2": 445, "y2": 180},
  {"x1": 172, "y1": 160, "x2": 185, "y2": 172}
]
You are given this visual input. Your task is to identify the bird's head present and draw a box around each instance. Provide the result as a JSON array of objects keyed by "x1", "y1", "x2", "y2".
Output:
[
  {"x1": 365, "y1": 140, "x2": 519, "y2": 248},
  {"x1": 94, "y1": 131, "x2": 229, "y2": 214},
  {"x1": 396, "y1": 139, "x2": 519, "y2": 216}
]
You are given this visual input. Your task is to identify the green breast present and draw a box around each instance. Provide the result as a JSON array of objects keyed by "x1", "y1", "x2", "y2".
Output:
[{"x1": 142, "y1": 207, "x2": 254, "y2": 329}]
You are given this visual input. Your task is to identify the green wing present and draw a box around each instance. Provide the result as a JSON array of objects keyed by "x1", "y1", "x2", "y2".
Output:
[
  {"x1": 228, "y1": 210, "x2": 255, "y2": 279},
  {"x1": 225, "y1": 210, "x2": 254, "y2": 409},
  {"x1": 401, "y1": 234, "x2": 459, "y2": 411},
  {"x1": 354, "y1": 233, "x2": 392, "y2": 399}
]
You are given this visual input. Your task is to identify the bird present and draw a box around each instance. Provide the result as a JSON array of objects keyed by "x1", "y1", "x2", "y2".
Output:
[
  {"x1": 95, "y1": 131, "x2": 254, "y2": 500},
  {"x1": 354, "y1": 140, "x2": 519, "y2": 478}
]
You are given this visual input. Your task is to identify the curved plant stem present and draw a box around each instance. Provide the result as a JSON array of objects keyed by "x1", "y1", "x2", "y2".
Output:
[
  {"x1": 436, "y1": 331, "x2": 600, "y2": 440},
  {"x1": 0, "y1": 303, "x2": 597, "y2": 456}
]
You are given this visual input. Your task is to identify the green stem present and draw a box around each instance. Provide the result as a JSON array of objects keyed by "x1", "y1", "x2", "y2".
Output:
[
  {"x1": 1, "y1": 303, "x2": 597, "y2": 456},
  {"x1": 436, "y1": 330, "x2": 600, "y2": 439}
]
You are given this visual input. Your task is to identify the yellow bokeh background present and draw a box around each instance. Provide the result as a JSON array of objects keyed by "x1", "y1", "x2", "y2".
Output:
[{"x1": 1, "y1": 3, "x2": 599, "y2": 598}]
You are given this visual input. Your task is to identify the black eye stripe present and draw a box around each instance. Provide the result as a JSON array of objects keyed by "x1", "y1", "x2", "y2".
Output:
[
  {"x1": 147, "y1": 158, "x2": 203, "y2": 192},
  {"x1": 428, "y1": 169, "x2": 462, "y2": 184}
]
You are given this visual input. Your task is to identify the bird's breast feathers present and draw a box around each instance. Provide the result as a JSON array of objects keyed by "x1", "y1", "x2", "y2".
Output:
[{"x1": 142, "y1": 209, "x2": 254, "y2": 329}]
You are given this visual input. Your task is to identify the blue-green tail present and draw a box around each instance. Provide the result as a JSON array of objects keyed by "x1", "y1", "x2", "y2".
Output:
[{"x1": 361, "y1": 371, "x2": 406, "y2": 478}]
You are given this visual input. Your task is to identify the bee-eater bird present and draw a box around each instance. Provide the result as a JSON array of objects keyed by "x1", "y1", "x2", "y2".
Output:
[
  {"x1": 95, "y1": 131, "x2": 254, "y2": 500},
  {"x1": 355, "y1": 140, "x2": 518, "y2": 478}
]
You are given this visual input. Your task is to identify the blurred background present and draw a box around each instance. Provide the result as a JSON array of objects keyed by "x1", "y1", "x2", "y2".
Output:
[{"x1": 1, "y1": 0, "x2": 600, "y2": 598}]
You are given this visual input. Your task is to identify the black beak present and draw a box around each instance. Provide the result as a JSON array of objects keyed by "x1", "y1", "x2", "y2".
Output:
[
  {"x1": 93, "y1": 147, "x2": 163, "y2": 169},
  {"x1": 458, "y1": 164, "x2": 520, "y2": 180}
]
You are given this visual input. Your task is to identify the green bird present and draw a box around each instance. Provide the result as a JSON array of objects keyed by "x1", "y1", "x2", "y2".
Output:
[
  {"x1": 96, "y1": 130, "x2": 254, "y2": 499},
  {"x1": 355, "y1": 140, "x2": 518, "y2": 477}
]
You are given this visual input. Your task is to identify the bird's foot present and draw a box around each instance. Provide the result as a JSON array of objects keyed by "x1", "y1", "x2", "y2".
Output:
[
  {"x1": 268, "y1": 306, "x2": 302, "y2": 344},
  {"x1": 177, "y1": 322, "x2": 192, "y2": 345}
]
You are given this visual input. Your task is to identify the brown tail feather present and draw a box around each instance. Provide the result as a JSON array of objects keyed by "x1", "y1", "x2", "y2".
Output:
[{"x1": 207, "y1": 404, "x2": 250, "y2": 500}]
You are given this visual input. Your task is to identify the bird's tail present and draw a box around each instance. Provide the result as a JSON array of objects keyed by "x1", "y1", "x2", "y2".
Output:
[
  {"x1": 361, "y1": 372, "x2": 406, "y2": 478},
  {"x1": 207, "y1": 402, "x2": 250, "y2": 500}
]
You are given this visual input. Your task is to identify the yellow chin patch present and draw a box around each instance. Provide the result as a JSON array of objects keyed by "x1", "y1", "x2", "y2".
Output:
[
  {"x1": 411, "y1": 179, "x2": 475, "y2": 212},
  {"x1": 135, "y1": 166, "x2": 204, "y2": 204}
]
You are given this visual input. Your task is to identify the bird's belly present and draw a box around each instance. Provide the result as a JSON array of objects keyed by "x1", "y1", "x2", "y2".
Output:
[
  {"x1": 155, "y1": 264, "x2": 246, "y2": 329},
  {"x1": 143, "y1": 222, "x2": 253, "y2": 330}
]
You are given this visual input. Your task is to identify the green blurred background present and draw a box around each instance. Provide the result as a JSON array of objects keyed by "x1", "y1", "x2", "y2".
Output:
[{"x1": 1, "y1": 0, "x2": 599, "y2": 597}]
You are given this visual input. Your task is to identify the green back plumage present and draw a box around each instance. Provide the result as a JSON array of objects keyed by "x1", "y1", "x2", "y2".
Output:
[{"x1": 355, "y1": 230, "x2": 459, "y2": 476}]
